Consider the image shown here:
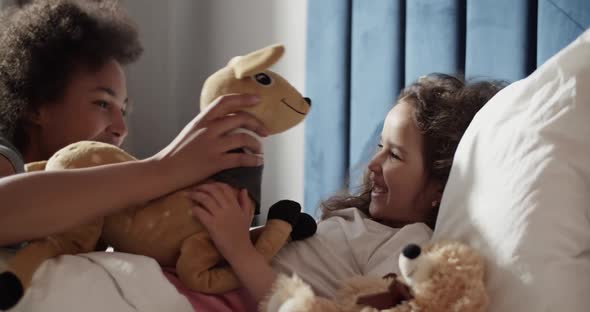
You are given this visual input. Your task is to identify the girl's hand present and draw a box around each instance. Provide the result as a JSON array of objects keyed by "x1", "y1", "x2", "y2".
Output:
[
  {"x1": 189, "y1": 182, "x2": 279, "y2": 302},
  {"x1": 189, "y1": 182, "x2": 255, "y2": 261},
  {"x1": 150, "y1": 94, "x2": 268, "y2": 190}
]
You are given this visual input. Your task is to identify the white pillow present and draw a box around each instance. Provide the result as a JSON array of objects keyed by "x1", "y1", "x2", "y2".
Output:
[{"x1": 433, "y1": 29, "x2": 590, "y2": 312}]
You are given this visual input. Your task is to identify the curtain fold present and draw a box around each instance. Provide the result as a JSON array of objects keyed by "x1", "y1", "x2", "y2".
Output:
[
  {"x1": 304, "y1": 0, "x2": 352, "y2": 215},
  {"x1": 349, "y1": 0, "x2": 405, "y2": 186}
]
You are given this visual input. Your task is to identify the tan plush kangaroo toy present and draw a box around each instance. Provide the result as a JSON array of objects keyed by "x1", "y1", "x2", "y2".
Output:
[{"x1": 0, "y1": 44, "x2": 316, "y2": 310}]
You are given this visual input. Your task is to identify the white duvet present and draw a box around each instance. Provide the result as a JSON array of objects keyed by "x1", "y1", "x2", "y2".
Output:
[{"x1": 0, "y1": 251, "x2": 193, "y2": 312}]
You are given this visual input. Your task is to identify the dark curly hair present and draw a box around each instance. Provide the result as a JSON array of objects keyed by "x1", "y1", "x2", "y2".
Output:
[
  {"x1": 320, "y1": 73, "x2": 507, "y2": 226},
  {"x1": 0, "y1": 0, "x2": 143, "y2": 150}
]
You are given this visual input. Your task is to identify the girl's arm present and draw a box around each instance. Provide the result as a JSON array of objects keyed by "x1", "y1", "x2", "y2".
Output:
[
  {"x1": 1, "y1": 159, "x2": 164, "y2": 245},
  {"x1": 0, "y1": 94, "x2": 267, "y2": 246},
  {"x1": 0, "y1": 157, "x2": 16, "y2": 178},
  {"x1": 190, "y1": 183, "x2": 277, "y2": 302},
  {"x1": 224, "y1": 242, "x2": 278, "y2": 302}
]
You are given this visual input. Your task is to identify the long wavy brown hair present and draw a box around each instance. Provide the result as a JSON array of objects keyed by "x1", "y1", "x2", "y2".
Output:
[{"x1": 320, "y1": 73, "x2": 506, "y2": 227}]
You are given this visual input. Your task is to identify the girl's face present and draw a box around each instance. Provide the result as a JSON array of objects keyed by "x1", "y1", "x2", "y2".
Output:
[
  {"x1": 31, "y1": 59, "x2": 128, "y2": 159},
  {"x1": 367, "y1": 99, "x2": 441, "y2": 227}
]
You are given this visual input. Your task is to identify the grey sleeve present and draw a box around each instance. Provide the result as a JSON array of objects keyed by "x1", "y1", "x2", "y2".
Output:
[{"x1": 0, "y1": 137, "x2": 25, "y2": 174}]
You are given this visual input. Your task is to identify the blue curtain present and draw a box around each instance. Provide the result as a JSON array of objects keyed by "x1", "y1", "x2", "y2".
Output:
[{"x1": 304, "y1": 0, "x2": 590, "y2": 215}]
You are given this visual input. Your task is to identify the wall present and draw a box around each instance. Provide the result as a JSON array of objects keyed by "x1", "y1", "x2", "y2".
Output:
[{"x1": 123, "y1": 0, "x2": 308, "y2": 222}]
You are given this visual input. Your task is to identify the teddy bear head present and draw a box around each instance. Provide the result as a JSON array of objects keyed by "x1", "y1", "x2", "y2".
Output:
[
  {"x1": 200, "y1": 44, "x2": 311, "y2": 135},
  {"x1": 397, "y1": 241, "x2": 488, "y2": 311}
]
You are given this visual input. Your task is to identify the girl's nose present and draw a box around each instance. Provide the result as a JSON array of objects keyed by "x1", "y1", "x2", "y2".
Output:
[
  {"x1": 110, "y1": 110, "x2": 128, "y2": 139},
  {"x1": 368, "y1": 152, "x2": 384, "y2": 173}
]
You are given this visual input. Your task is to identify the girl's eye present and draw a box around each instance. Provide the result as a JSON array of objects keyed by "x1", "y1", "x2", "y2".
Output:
[
  {"x1": 378, "y1": 144, "x2": 401, "y2": 160},
  {"x1": 121, "y1": 108, "x2": 127, "y2": 117},
  {"x1": 94, "y1": 100, "x2": 109, "y2": 109}
]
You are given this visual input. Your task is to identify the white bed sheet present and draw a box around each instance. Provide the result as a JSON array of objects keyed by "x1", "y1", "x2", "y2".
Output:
[{"x1": 1, "y1": 250, "x2": 193, "y2": 312}]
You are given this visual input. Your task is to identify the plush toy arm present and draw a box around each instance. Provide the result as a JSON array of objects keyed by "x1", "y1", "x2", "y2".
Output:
[
  {"x1": 251, "y1": 218, "x2": 293, "y2": 262},
  {"x1": 0, "y1": 218, "x2": 105, "y2": 310},
  {"x1": 252, "y1": 200, "x2": 315, "y2": 262}
]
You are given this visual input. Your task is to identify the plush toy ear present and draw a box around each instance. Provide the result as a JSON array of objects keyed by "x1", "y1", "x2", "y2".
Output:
[{"x1": 228, "y1": 44, "x2": 284, "y2": 79}]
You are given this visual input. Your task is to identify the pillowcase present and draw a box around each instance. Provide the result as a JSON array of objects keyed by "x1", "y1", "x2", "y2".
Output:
[{"x1": 433, "y1": 29, "x2": 590, "y2": 311}]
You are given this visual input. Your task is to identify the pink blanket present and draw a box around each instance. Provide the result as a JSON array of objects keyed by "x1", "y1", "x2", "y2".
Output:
[{"x1": 162, "y1": 268, "x2": 258, "y2": 312}]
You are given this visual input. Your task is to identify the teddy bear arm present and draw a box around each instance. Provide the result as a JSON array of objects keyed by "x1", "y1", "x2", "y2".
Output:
[{"x1": 176, "y1": 231, "x2": 241, "y2": 293}]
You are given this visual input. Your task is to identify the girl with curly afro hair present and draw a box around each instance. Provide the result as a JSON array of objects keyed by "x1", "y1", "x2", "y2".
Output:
[{"x1": 0, "y1": 0, "x2": 267, "y2": 247}]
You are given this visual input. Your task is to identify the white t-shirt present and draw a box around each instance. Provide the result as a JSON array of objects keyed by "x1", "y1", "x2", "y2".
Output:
[{"x1": 271, "y1": 207, "x2": 432, "y2": 298}]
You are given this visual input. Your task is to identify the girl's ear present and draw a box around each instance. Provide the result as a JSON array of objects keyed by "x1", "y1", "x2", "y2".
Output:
[
  {"x1": 427, "y1": 179, "x2": 444, "y2": 207},
  {"x1": 23, "y1": 103, "x2": 51, "y2": 127},
  {"x1": 23, "y1": 108, "x2": 43, "y2": 125},
  {"x1": 425, "y1": 180, "x2": 444, "y2": 229}
]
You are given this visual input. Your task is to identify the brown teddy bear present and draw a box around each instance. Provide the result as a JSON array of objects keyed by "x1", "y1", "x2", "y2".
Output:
[
  {"x1": 0, "y1": 44, "x2": 316, "y2": 310},
  {"x1": 261, "y1": 241, "x2": 488, "y2": 312}
]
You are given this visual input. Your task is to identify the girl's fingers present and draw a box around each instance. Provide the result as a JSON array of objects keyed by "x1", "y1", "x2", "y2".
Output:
[
  {"x1": 209, "y1": 112, "x2": 269, "y2": 138},
  {"x1": 220, "y1": 152, "x2": 264, "y2": 169},
  {"x1": 191, "y1": 205, "x2": 212, "y2": 223},
  {"x1": 192, "y1": 183, "x2": 231, "y2": 210},
  {"x1": 238, "y1": 189, "x2": 253, "y2": 214},
  {"x1": 219, "y1": 183, "x2": 239, "y2": 205},
  {"x1": 189, "y1": 191, "x2": 219, "y2": 214},
  {"x1": 203, "y1": 94, "x2": 260, "y2": 121},
  {"x1": 207, "y1": 183, "x2": 235, "y2": 210},
  {"x1": 218, "y1": 132, "x2": 264, "y2": 155}
]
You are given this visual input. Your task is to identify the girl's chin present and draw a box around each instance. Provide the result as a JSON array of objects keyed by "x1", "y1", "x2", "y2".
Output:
[
  {"x1": 370, "y1": 192, "x2": 386, "y2": 207},
  {"x1": 368, "y1": 203, "x2": 383, "y2": 218}
]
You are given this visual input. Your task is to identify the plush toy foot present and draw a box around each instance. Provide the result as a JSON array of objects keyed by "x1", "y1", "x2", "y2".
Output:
[
  {"x1": 267, "y1": 200, "x2": 301, "y2": 227},
  {"x1": 0, "y1": 271, "x2": 24, "y2": 310},
  {"x1": 291, "y1": 213, "x2": 317, "y2": 241}
]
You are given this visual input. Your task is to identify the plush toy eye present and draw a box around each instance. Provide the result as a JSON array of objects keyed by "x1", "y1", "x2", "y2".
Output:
[{"x1": 253, "y1": 73, "x2": 273, "y2": 86}]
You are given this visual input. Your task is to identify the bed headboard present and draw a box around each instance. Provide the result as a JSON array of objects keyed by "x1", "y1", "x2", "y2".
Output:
[{"x1": 303, "y1": 0, "x2": 590, "y2": 214}]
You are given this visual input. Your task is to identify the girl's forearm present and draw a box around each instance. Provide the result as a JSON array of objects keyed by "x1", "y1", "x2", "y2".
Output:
[
  {"x1": 226, "y1": 244, "x2": 278, "y2": 303},
  {"x1": 0, "y1": 159, "x2": 173, "y2": 245}
]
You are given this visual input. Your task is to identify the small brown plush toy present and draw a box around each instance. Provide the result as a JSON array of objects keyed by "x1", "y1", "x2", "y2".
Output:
[
  {"x1": 262, "y1": 241, "x2": 488, "y2": 312},
  {"x1": 0, "y1": 44, "x2": 316, "y2": 310}
]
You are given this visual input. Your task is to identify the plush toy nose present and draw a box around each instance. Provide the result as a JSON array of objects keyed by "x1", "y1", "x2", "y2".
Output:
[
  {"x1": 304, "y1": 97, "x2": 312, "y2": 106},
  {"x1": 402, "y1": 244, "x2": 421, "y2": 260}
]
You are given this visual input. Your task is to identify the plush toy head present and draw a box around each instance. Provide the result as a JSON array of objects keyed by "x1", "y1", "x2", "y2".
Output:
[
  {"x1": 200, "y1": 44, "x2": 311, "y2": 213},
  {"x1": 394, "y1": 241, "x2": 488, "y2": 312},
  {"x1": 262, "y1": 241, "x2": 488, "y2": 312},
  {"x1": 200, "y1": 44, "x2": 311, "y2": 135}
]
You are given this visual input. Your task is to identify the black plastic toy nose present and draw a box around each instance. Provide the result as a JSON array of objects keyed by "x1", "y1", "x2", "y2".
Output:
[
  {"x1": 402, "y1": 244, "x2": 421, "y2": 260},
  {"x1": 304, "y1": 97, "x2": 312, "y2": 106}
]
